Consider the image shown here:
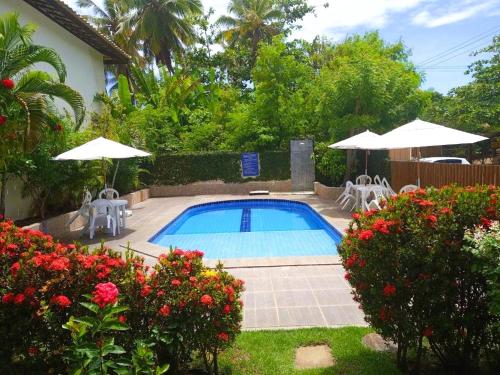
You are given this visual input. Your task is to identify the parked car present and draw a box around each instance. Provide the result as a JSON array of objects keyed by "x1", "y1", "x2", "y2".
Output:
[{"x1": 420, "y1": 157, "x2": 470, "y2": 165}]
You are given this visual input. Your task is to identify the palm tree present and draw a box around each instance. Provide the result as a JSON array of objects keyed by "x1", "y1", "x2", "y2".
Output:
[
  {"x1": 0, "y1": 12, "x2": 85, "y2": 215},
  {"x1": 129, "y1": 0, "x2": 203, "y2": 73},
  {"x1": 217, "y1": 0, "x2": 283, "y2": 65},
  {"x1": 77, "y1": 0, "x2": 140, "y2": 84}
]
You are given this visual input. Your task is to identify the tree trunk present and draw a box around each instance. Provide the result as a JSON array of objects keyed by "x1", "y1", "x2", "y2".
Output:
[
  {"x1": 343, "y1": 97, "x2": 361, "y2": 182},
  {"x1": 157, "y1": 48, "x2": 174, "y2": 74},
  {"x1": 0, "y1": 172, "x2": 7, "y2": 218}
]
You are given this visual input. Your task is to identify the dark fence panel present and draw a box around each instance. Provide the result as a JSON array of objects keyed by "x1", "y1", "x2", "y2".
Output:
[
  {"x1": 141, "y1": 151, "x2": 290, "y2": 186},
  {"x1": 390, "y1": 161, "x2": 499, "y2": 191}
]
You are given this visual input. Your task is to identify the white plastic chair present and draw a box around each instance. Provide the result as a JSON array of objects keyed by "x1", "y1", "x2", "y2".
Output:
[
  {"x1": 382, "y1": 177, "x2": 396, "y2": 197},
  {"x1": 336, "y1": 181, "x2": 354, "y2": 204},
  {"x1": 356, "y1": 175, "x2": 372, "y2": 185},
  {"x1": 367, "y1": 189, "x2": 386, "y2": 211},
  {"x1": 68, "y1": 190, "x2": 92, "y2": 226},
  {"x1": 399, "y1": 184, "x2": 418, "y2": 194},
  {"x1": 98, "y1": 188, "x2": 119, "y2": 200},
  {"x1": 89, "y1": 199, "x2": 117, "y2": 239},
  {"x1": 341, "y1": 193, "x2": 357, "y2": 211},
  {"x1": 373, "y1": 175, "x2": 382, "y2": 185}
]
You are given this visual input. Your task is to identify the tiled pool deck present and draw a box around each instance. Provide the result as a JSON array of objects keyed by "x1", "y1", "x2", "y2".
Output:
[{"x1": 78, "y1": 194, "x2": 366, "y2": 329}]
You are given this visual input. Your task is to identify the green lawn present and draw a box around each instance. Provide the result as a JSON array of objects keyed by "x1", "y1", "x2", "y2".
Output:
[{"x1": 218, "y1": 327, "x2": 402, "y2": 375}]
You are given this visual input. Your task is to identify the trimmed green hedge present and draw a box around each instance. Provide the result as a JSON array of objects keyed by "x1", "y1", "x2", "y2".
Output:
[{"x1": 141, "y1": 151, "x2": 290, "y2": 185}]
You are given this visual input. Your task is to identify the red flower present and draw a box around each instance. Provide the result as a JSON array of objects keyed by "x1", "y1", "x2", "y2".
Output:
[
  {"x1": 48, "y1": 257, "x2": 70, "y2": 271},
  {"x1": 345, "y1": 253, "x2": 359, "y2": 268},
  {"x1": 2, "y1": 293, "x2": 15, "y2": 304},
  {"x1": 10, "y1": 262, "x2": 20, "y2": 276},
  {"x1": 140, "y1": 284, "x2": 152, "y2": 297},
  {"x1": 50, "y1": 295, "x2": 72, "y2": 308},
  {"x1": 372, "y1": 219, "x2": 393, "y2": 234},
  {"x1": 171, "y1": 279, "x2": 181, "y2": 287},
  {"x1": 92, "y1": 282, "x2": 119, "y2": 308},
  {"x1": 223, "y1": 304, "x2": 231, "y2": 314},
  {"x1": 344, "y1": 272, "x2": 352, "y2": 281},
  {"x1": 159, "y1": 304, "x2": 170, "y2": 317},
  {"x1": 173, "y1": 248, "x2": 184, "y2": 256},
  {"x1": 359, "y1": 230, "x2": 374, "y2": 241},
  {"x1": 217, "y1": 332, "x2": 229, "y2": 341},
  {"x1": 383, "y1": 283, "x2": 396, "y2": 297},
  {"x1": 440, "y1": 207, "x2": 452, "y2": 215},
  {"x1": 358, "y1": 259, "x2": 366, "y2": 268},
  {"x1": 0, "y1": 115, "x2": 6, "y2": 125},
  {"x1": 480, "y1": 217, "x2": 492, "y2": 229},
  {"x1": 379, "y1": 307, "x2": 390, "y2": 321},
  {"x1": 426, "y1": 214, "x2": 437, "y2": 224},
  {"x1": 352, "y1": 213, "x2": 361, "y2": 220},
  {"x1": 54, "y1": 123, "x2": 63, "y2": 132},
  {"x1": 27, "y1": 346, "x2": 39, "y2": 356},
  {"x1": 1, "y1": 78, "x2": 15, "y2": 89},
  {"x1": 417, "y1": 199, "x2": 434, "y2": 207},
  {"x1": 24, "y1": 287, "x2": 36, "y2": 297},
  {"x1": 422, "y1": 326, "x2": 433, "y2": 337},
  {"x1": 118, "y1": 315, "x2": 127, "y2": 324},
  {"x1": 200, "y1": 294, "x2": 213, "y2": 305}
]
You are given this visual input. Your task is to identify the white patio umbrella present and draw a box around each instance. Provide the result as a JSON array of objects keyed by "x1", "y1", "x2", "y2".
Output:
[
  {"x1": 328, "y1": 130, "x2": 381, "y2": 175},
  {"x1": 364, "y1": 119, "x2": 488, "y2": 186},
  {"x1": 53, "y1": 137, "x2": 151, "y2": 187}
]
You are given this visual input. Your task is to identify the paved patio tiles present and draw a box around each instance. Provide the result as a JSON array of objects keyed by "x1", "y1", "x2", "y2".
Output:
[{"x1": 231, "y1": 264, "x2": 367, "y2": 329}]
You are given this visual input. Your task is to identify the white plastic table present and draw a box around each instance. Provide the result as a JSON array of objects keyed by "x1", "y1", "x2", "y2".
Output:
[
  {"x1": 352, "y1": 184, "x2": 387, "y2": 211},
  {"x1": 110, "y1": 199, "x2": 128, "y2": 234},
  {"x1": 89, "y1": 199, "x2": 128, "y2": 235}
]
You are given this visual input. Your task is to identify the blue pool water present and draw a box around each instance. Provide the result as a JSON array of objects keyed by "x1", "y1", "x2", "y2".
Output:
[{"x1": 149, "y1": 200, "x2": 342, "y2": 259}]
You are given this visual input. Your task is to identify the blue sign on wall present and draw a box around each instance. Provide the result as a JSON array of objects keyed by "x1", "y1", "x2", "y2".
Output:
[{"x1": 241, "y1": 152, "x2": 260, "y2": 177}]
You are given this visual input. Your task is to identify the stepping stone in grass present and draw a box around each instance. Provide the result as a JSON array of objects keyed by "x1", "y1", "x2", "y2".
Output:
[
  {"x1": 362, "y1": 333, "x2": 397, "y2": 352},
  {"x1": 294, "y1": 345, "x2": 335, "y2": 370}
]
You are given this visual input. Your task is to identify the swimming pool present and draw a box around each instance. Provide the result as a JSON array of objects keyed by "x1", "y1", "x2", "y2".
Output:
[{"x1": 149, "y1": 199, "x2": 342, "y2": 259}]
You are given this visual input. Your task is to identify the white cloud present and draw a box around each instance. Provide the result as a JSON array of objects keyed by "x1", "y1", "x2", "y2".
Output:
[{"x1": 412, "y1": 0, "x2": 499, "y2": 28}]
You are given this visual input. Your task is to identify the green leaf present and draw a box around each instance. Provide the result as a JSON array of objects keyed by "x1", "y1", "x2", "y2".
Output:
[{"x1": 80, "y1": 301, "x2": 99, "y2": 314}]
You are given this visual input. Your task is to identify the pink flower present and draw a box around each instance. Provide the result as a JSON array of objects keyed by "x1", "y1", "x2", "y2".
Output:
[
  {"x1": 92, "y1": 282, "x2": 119, "y2": 308},
  {"x1": 118, "y1": 315, "x2": 127, "y2": 324},
  {"x1": 223, "y1": 304, "x2": 231, "y2": 314},
  {"x1": 171, "y1": 279, "x2": 181, "y2": 287}
]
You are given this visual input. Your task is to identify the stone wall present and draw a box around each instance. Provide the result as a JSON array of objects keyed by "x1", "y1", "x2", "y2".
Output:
[
  {"x1": 150, "y1": 180, "x2": 292, "y2": 197},
  {"x1": 314, "y1": 182, "x2": 343, "y2": 200}
]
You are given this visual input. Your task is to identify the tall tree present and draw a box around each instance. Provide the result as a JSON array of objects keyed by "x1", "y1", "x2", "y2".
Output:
[
  {"x1": 0, "y1": 12, "x2": 85, "y2": 216},
  {"x1": 129, "y1": 0, "x2": 203, "y2": 73},
  {"x1": 216, "y1": 0, "x2": 283, "y2": 66},
  {"x1": 77, "y1": 0, "x2": 139, "y2": 82}
]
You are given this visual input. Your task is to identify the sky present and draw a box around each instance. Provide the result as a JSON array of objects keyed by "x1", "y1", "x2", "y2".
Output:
[{"x1": 65, "y1": 0, "x2": 500, "y2": 93}]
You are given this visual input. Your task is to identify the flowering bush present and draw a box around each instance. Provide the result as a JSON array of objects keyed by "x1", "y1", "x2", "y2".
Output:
[
  {"x1": 340, "y1": 185, "x2": 499, "y2": 373},
  {"x1": 0, "y1": 219, "x2": 244, "y2": 374}
]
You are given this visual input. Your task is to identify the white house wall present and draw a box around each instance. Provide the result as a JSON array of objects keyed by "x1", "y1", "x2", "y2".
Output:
[
  {"x1": 0, "y1": 0, "x2": 106, "y2": 119},
  {"x1": 1, "y1": 1, "x2": 108, "y2": 220}
]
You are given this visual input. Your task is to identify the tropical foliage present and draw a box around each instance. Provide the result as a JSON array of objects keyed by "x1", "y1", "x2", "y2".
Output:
[
  {"x1": 341, "y1": 185, "x2": 500, "y2": 374},
  {"x1": 0, "y1": 219, "x2": 243, "y2": 374}
]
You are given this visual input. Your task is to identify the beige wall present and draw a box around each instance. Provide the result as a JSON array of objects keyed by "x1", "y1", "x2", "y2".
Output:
[{"x1": 0, "y1": 0, "x2": 106, "y2": 119}]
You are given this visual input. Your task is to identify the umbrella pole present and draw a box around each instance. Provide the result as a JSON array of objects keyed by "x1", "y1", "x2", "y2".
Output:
[
  {"x1": 102, "y1": 158, "x2": 107, "y2": 189},
  {"x1": 365, "y1": 150, "x2": 369, "y2": 176},
  {"x1": 111, "y1": 160, "x2": 120, "y2": 189},
  {"x1": 417, "y1": 148, "x2": 421, "y2": 187}
]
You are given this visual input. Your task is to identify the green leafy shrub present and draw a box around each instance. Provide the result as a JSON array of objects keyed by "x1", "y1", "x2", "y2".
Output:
[
  {"x1": 141, "y1": 151, "x2": 290, "y2": 185},
  {"x1": 340, "y1": 185, "x2": 499, "y2": 373},
  {"x1": 0, "y1": 220, "x2": 243, "y2": 374}
]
